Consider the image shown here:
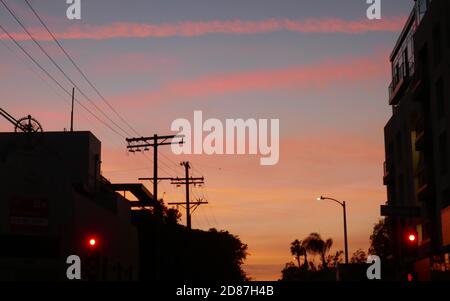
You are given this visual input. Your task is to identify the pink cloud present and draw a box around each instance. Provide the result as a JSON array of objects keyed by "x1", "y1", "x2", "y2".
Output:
[
  {"x1": 111, "y1": 54, "x2": 389, "y2": 107},
  {"x1": 87, "y1": 52, "x2": 178, "y2": 76},
  {"x1": 0, "y1": 16, "x2": 407, "y2": 41}
]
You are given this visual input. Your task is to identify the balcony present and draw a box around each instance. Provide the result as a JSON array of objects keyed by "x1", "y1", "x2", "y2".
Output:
[
  {"x1": 415, "y1": 0, "x2": 433, "y2": 26},
  {"x1": 383, "y1": 161, "x2": 393, "y2": 185},
  {"x1": 389, "y1": 61, "x2": 415, "y2": 105}
]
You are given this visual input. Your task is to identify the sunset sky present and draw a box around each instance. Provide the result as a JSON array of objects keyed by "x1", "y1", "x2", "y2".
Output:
[{"x1": 0, "y1": 0, "x2": 413, "y2": 279}]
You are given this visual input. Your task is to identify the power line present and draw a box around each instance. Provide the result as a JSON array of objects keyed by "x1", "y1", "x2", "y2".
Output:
[
  {"x1": 0, "y1": 22, "x2": 126, "y2": 138},
  {"x1": 20, "y1": 0, "x2": 190, "y2": 178},
  {"x1": 0, "y1": 42, "x2": 159, "y2": 191},
  {"x1": 191, "y1": 187, "x2": 211, "y2": 229},
  {"x1": 18, "y1": 0, "x2": 178, "y2": 177},
  {"x1": 136, "y1": 152, "x2": 177, "y2": 178},
  {"x1": 21, "y1": 0, "x2": 188, "y2": 178},
  {"x1": 23, "y1": 0, "x2": 141, "y2": 137},
  {"x1": 127, "y1": 134, "x2": 185, "y2": 203},
  {"x1": 2, "y1": 1, "x2": 187, "y2": 187},
  {"x1": 159, "y1": 150, "x2": 185, "y2": 171},
  {"x1": 0, "y1": 11, "x2": 180, "y2": 192},
  {"x1": 0, "y1": 0, "x2": 132, "y2": 138},
  {"x1": 0, "y1": 37, "x2": 119, "y2": 143},
  {"x1": 158, "y1": 152, "x2": 184, "y2": 175}
]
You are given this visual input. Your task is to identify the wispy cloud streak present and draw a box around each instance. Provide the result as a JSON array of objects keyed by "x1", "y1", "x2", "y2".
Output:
[
  {"x1": 112, "y1": 55, "x2": 389, "y2": 107},
  {"x1": 0, "y1": 16, "x2": 406, "y2": 41}
]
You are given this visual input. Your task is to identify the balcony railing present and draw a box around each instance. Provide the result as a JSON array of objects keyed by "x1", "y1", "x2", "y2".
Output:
[{"x1": 388, "y1": 61, "x2": 415, "y2": 105}]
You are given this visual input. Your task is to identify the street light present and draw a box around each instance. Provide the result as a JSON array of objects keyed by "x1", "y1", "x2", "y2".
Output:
[{"x1": 317, "y1": 195, "x2": 349, "y2": 264}]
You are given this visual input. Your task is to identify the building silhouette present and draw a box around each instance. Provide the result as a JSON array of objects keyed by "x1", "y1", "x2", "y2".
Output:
[
  {"x1": 0, "y1": 131, "x2": 143, "y2": 280},
  {"x1": 381, "y1": 0, "x2": 450, "y2": 280},
  {"x1": 0, "y1": 130, "x2": 249, "y2": 281}
]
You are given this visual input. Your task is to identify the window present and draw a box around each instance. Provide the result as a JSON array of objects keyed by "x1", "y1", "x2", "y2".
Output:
[
  {"x1": 391, "y1": 24, "x2": 415, "y2": 86},
  {"x1": 432, "y1": 24, "x2": 442, "y2": 66},
  {"x1": 436, "y1": 78, "x2": 445, "y2": 119},
  {"x1": 439, "y1": 132, "x2": 448, "y2": 175}
]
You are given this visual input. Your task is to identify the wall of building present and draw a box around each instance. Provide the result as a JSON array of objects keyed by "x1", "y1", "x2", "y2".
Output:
[
  {"x1": 383, "y1": 0, "x2": 450, "y2": 280},
  {"x1": 0, "y1": 131, "x2": 138, "y2": 280}
]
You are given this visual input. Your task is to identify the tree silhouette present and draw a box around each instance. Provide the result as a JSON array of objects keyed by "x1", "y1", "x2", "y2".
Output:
[
  {"x1": 301, "y1": 240, "x2": 308, "y2": 269},
  {"x1": 280, "y1": 262, "x2": 301, "y2": 280},
  {"x1": 303, "y1": 233, "x2": 333, "y2": 269},
  {"x1": 326, "y1": 250, "x2": 344, "y2": 268},
  {"x1": 321, "y1": 238, "x2": 333, "y2": 268},
  {"x1": 133, "y1": 209, "x2": 248, "y2": 280},
  {"x1": 350, "y1": 248, "x2": 368, "y2": 263},
  {"x1": 290, "y1": 239, "x2": 307, "y2": 269},
  {"x1": 368, "y1": 219, "x2": 391, "y2": 260},
  {"x1": 281, "y1": 233, "x2": 339, "y2": 281}
]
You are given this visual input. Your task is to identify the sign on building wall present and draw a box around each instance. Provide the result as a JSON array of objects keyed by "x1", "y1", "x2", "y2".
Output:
[{"x1": 9, "y1": 197, "x2": 49, "y2": 234}]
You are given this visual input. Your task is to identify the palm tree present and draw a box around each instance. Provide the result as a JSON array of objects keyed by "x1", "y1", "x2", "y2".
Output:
[
  {"x1": 301, "y1": 240, "x2": 308, "y2": 268},
  {"x1": 321, "y1": 238, "x2": 333, "y2": 268},
  {"x1": 290, "y1": 239, "x2": 306, "y2": 268},
  {"x1": 303, "y1": 233, "x2": 333, "y2": 269}
]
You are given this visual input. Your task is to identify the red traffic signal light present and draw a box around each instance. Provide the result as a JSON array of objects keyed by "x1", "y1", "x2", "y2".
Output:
[
  {"x1": 404, "y1": 229, "x2": 418, "y2": 257},
  {"x1": 87, "y1": 236, "x2": 98, "y2": 248},
  {"x1": 408, "y1": 233, "x2": 416, "y2": 242},
  {"x1": 406, "y1": 230, "x2": 418, "y2": 244}
]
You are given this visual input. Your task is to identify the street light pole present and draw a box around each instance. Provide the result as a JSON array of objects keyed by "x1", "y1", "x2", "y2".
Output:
[
  {"x1": 342, "y1": 201, "x2": 349, "y2": 265},
  {"x1": 317, "y1": 196, "x2": 349, "y2": 265}
]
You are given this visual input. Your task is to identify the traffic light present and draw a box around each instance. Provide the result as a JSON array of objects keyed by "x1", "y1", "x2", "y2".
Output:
[
  {"x1": 88, "y1": 237, "x2": 97, "y2": 248},
  {"x1": 404, "y1": 229, "x2": 418, "y2": 257},
  {"x1": 84, "y1": 236, "x2": 101, "y2": 280}
]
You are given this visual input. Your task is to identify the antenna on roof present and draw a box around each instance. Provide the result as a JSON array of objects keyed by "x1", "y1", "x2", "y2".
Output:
[{"x1": 70, "y1": 87, "x2": 75, "y2": 132}]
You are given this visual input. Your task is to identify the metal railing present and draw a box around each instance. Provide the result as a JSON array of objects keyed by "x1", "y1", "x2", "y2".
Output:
[{"x1": 388, "y1": 61, "x2": 415, "y2": 101}]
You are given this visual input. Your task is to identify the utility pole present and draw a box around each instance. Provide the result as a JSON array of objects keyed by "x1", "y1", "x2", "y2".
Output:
[
  {"x1": 168, "y1": 161, "x2": 207, "y2": 230},
  {"x1": 126, "y1": 134, "x2": 184, "y2": 204},
  {"x1": 126, "y1": 134, "x2": 183, "y2": 281},
  {"x1": 70, "y1": 87, "x2": 74, "y2": 132}
]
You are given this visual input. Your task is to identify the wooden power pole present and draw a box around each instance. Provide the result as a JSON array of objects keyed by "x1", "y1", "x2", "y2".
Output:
[
  {"x1": 168, "y1": 161, "x2": 207, "y2": 230},
  {"x1": 126, "y1": 134, "x2": 184, "y2": 204},
  {"x1": 125, "y1": 134, "x2": 183, "y2": 280}
]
